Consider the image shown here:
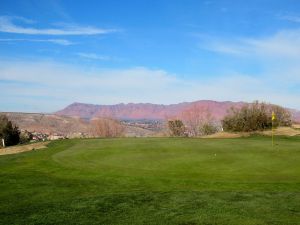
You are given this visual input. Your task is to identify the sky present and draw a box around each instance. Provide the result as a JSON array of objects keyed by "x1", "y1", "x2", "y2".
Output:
[{"x1": 1, "y1": 0, "x2": 300, "y2": 112}]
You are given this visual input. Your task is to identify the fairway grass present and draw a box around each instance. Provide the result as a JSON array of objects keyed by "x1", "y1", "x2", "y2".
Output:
[{"x1": 0, "y1": 136, "x2": 300, "y2": 224}]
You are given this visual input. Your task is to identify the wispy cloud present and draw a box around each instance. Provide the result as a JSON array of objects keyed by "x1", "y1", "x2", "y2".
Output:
[
  {"x1": 279, "y1": 14, "x2": 300, "y2": 23},
  {"x1": 76, "y1": 53, "x2": 111, "y2": 60},
  {"x1": 0, "y1": 16, "x2": 117, "y2": 35},
  {"x1": 201, "y1": 28, "x2": 300, "y2": 58},
  {"x1": 0, "y1": 38, "x2": 73, "y2": 45},
  {"x1": 4, "y1": 16, "x2": 35, "y2": 24},
  {"x1": 201, "y1": 41, "x2": 245, "y2": 55}
]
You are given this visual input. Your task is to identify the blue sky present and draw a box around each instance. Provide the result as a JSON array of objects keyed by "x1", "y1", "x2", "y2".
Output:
[{"x1": 1, "y1": 0, "x2": 300, "y2": 112}]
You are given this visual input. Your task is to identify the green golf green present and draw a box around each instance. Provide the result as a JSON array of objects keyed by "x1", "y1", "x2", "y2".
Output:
[{"x1": 0, "y1": 136, "x2": 300, "y2": 224}]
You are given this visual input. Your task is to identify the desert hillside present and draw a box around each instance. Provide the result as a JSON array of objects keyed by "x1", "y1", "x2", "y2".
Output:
[{"x1": 1, "y1": 112, "x2": 90, "y2": 135}]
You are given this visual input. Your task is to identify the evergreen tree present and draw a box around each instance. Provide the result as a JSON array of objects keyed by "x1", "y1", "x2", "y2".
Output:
[{"x1": 0, "y1": 115, "x2": 20, "y2": 147}]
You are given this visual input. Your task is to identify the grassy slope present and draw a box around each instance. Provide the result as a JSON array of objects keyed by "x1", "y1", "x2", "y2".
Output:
[{"x1": 0, "y1": 137, "x2": 300, "y2": 225}]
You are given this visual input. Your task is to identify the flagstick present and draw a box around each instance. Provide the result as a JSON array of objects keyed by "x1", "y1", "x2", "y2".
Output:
[
  {"x1": 271, "y1": 111, "x2": 274, "y2": 148},
  {"x1": 272, "y1": 120, "x2": 274, "y2": 147}
]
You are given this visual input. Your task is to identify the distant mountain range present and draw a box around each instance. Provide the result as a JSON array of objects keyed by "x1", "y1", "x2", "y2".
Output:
[
  {"x1": 56, "y1": 100, "x2": 300, "y2": 122},
  {"x1": 1, "y1": 100, "x2": 299, "y2": 136}
]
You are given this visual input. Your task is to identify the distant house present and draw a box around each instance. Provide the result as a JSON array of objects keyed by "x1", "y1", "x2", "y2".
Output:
[
  {"x1": 48, "y1": 134, "x2": 66, "y2": 140},
  {"x1": 67, "y1": 132, "x2": 88, "y2": 139},
  {"x1": 31, "y1": 132, "x2": 48, "y2": 141}
]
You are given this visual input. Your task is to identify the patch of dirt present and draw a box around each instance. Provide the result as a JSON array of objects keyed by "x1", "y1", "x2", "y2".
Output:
[
  {"x1": 292, "y1": 124, "x2": 300, "y2": 129},
  {"x1": 0, "y1": 141, "x2": 50, "y2": 156},
  {"x1": 124, "y1": 126, "x2": 156, "y2": 137},
  {"x1": 202, "y1": 132, "x2": 250, "y2": 138},
  {"x1": 203, "y1": 126, "x2": 300, "y2": 139},
  {"x1": 262, "y1": 127, "x2": 300, "y2": 136}
]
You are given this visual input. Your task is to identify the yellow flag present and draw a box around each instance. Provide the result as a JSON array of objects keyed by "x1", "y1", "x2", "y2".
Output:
[{"x1": 272, "y1": 111, "x2": 276, "y2": 121}]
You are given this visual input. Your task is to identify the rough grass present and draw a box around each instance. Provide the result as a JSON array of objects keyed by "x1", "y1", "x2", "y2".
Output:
[{"x1": 0, "y1": 136, "x2": 300, "y2": 225}]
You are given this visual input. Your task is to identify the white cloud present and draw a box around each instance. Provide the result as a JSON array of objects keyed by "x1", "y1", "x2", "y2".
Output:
[
  {"x1": 4, "y1": 16, "x2": 35, "y2": 24},
  {"x1": 0, "y1": 38, "x2": 73, "y2": 45},
  {"x1": 279, "y1": 14, "x2": 300, "y2": 23},
  {"x1": 0, "y1": 16, "x2": 117, "y2": 35},
  {"x1": 0, "y1": 60, "x2": 299, "y2": 112},
  {"x1": 200, "y1": 28, "x2": 300, "y2": 86},
  {"x1": 201, "y1": 41, "x2": 245, "y2": 55},
  {"x1": 245, "y1": 29, "x2": 300, "y2": 58},
  {"x1": 201, "y1": 28, "x2": 300, "y2": 58},
  {"x1": 47, "y1": 39, "x2": 73, "y2": 45},
  {"x1": 76, "y1": 53, "x2": 110, "y2": 60}
]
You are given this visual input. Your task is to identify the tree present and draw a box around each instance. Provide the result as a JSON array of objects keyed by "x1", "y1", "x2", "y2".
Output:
[
  {"x1": 181, "y1": 105, "x2": 205, "y2": 136},
  {"x1": 271, "y1": 105, "x2": 292, "y2": 127},
  {"x1": 19, "y1": 130, "x2": 33, "y2": 144},
  {"x1": 181, "y1": 105, "x2": 218, "y2": 136},
  {"x1": 0, "y1": 115, "x2": 20, "y2": 147},
  {"x1": 90, "y1": 117, "x2": 125, "y2": 137},
  {"x1": 168, "y1": 119, "x2": 186, "y2": 137}
]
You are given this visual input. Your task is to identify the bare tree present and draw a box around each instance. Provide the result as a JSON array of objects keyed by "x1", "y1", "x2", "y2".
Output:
[
  {"x1": 270, "y1": 104, "x2": 292, "y2": 127},
  {"x1": 90, "y1": 117, "x2": 125, "y2": 137},
  {"x1": 181, "y1": 105, "x2": 216, "y2": 136}
]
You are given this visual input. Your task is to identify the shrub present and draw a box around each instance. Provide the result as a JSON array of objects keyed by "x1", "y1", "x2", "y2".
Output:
[
  {"x1": 168, "y1": 120, "x2": 186, "y2": 137},
  {"x1": 19, "y1": 130, "x2": 33, "y2": 144},
  {"x1": 222, "y1": 101, "x2": 291, "y2": 132},
  {"x1": 199, "y1": 122, "x2": 219, "y2": 135}
]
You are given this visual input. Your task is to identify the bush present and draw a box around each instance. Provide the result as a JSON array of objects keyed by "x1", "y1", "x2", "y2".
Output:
[
  {"x1": 168, "y1": 120, "x2": 186, "y2": 137},
  {"x1": 222, "y1": 101, "x2": 291, "y2": 132},
  {"x1": 199, "y1": 122, "x2": 219, "y2": 135},
  {"x1": 19, "y1": 130, "x2": 33, "y2": 144}
]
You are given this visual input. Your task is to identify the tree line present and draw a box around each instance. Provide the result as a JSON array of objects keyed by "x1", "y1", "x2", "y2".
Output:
[
  {"x1": 167, "y1": 101, "x2": 292, "y2": 136},
  {"x1": 222, "y1": 102, "x2": 291, "y2": 132}
]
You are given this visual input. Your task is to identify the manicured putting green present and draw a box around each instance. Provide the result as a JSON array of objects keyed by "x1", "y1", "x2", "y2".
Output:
[{"x1": 0, "y1": 136, "x2": 300, "y2": 224}]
